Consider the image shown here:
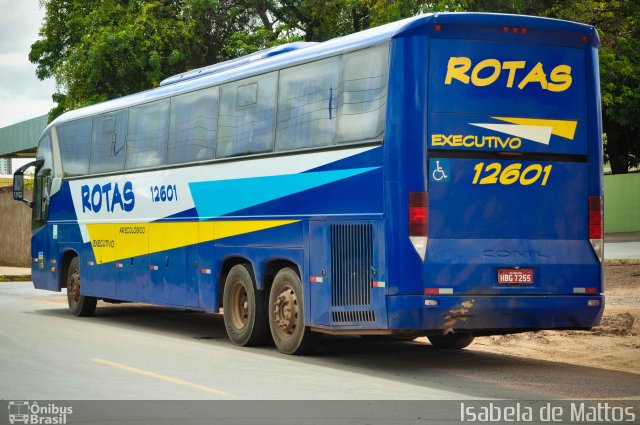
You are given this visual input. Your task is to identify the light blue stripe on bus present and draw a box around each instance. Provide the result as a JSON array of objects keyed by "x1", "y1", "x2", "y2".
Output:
[{"x1": 189, "y1": 167, "x2": 379, "y2": 218}]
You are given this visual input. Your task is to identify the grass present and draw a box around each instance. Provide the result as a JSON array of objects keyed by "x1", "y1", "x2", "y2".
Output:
[
  {"x1": 0, "y1": 177, "x2": 34, "y2": 190},
  {"x1": 0, "y1": 275, "x2": 32, "y2": 282}
]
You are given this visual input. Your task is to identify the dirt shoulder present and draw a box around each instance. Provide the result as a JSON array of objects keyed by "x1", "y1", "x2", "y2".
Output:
[{"x1": 470, "y1": 264, "x2": 640, "y2": 375}]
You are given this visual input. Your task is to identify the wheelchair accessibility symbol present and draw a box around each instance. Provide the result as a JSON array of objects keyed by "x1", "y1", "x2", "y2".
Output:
[{"x1": 429, "y1": 159, "x2": 450, "y2": 183}]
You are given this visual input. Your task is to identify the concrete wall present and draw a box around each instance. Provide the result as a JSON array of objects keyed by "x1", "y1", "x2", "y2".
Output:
[
  {"x1": 0, "y1": 187, "x2": 32, "y2": 266},
  {"x1": 604, "y1": 173, "x2": 640, "y2": 233}
]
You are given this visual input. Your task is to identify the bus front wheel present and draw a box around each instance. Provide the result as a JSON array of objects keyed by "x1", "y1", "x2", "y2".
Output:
[
  {"x1": 222, "y1": 264, "x2": 269, "y2": 346},
  {"x1": 268, "y1": 267, "x2": 320, "y2": 355},
  {"x1": 66, "y1": 257, "x2": 97, "y2": 317},
  {"x1": 427, "y1": 332, "x2": 474, "y2": 349}
]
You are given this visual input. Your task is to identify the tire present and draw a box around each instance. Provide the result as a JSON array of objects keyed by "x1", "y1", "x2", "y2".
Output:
[
  {"x1": 222, "y1": 264, "x2": 269, "y2": 346},
  {"x1": 268, "y1": 267, "x2": 320, "y2": 355},
  {"x1": 427, "y1": 332, "x2": 474, "y2": 349},
  {"x1": 66, "y1": 257, "x2": 97, "y2": 317}
]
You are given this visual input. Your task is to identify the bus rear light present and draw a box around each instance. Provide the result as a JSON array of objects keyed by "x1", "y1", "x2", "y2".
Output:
[
  {"x1": 589, "y1": 196, "x2": 603, "y2": 239},
  {"x1": 425, "y1": 288, "x2": 453, "y2": 295},
  {"x1": 588, "y1": 300, "x2": 600, "y2": 307},
  {"x1": 502, "y1": 26, "x2": 528, "y2": 34},
  {"x1": 588, "y1": 195, "x2": 603, "y2": 262},
  {"x1": 434, "y1": 24, "x2": 442, "y2": 31},
  {"x1": 409, "y1": 192, "x2": 427, "y2": 236},
  {"x1": 574, "y1": 287, "x2": 598, "y2": 294},
  {"x1": 581, "y1": 35, "x2": 589, "y2": 43},
  {"x1": 409, "y1": 192, "x2": 428, "y2": 261}
]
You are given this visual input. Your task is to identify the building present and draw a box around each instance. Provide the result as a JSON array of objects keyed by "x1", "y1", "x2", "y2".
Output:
[
  {"x1": 0, "y1": 158, "x2": 11, "y2": 175},
  {"x1": 0, "y1": 115, "x2": 47, "y2": 159}
]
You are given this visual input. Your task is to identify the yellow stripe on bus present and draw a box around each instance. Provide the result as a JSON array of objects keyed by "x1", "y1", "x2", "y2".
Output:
[
  {"x1": 492, "y1": 116, "x2": 578, "y2": 140},
  {"x1": 86, "y1": 220, "x2": 299, "y2": 264}
]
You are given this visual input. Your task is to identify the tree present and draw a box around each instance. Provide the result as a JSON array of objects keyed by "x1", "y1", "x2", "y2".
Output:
[
  {"x1": 30, "y1": 0, "x2": 640, "y2": 173},
  {"x1": 467, "y1": 0, "x2": 640, "y2": 173},
  {"x1": 545, "y1": 0, "x2": 640, "y2": 173},
  {"x1": 30, "y1": 0, "x2": 253, "y2": 120}
]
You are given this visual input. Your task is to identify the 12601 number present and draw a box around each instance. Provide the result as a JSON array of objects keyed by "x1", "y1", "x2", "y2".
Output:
[
  {"x1": 472, "y1": 163, "x2": 552, "y2": 186},
  {"x1": 150, "y1": 185, "x2": 178, "y2": 202}
]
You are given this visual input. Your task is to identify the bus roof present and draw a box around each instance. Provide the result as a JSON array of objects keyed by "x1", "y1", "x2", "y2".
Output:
[{"x1": 48, "y1": 12, "x2": 597, "y2": 130}]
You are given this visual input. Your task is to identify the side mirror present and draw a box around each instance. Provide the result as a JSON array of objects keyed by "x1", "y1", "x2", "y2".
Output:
[
  {"x1": 13, "y1": 173, "x2": 24, "y2": 202},
  {"x1": 13, "y1": 159, "x2": 43, "y2": 208}
]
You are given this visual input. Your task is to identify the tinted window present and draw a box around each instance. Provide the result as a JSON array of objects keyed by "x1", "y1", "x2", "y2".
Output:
[
  {"x1": 217, "y1": 72, "x2": 277, "y2": 158},
  {"x1": 57, "y1": 118, "x2": 91, "y2": 176},
  {"x1": 338, "y1": 44, "x2": 388, "y2": 143},
  {"x1": 275, "y1": 57, "x2": 340, "y2": 151},
  {"x1": 90, "y1": 110, "x2": 127, "y2": 174},
  {"x1": 168, "y1": 87, "x2": 219, "y2": 164},
  {"x1": 37, "y1": 132, "x2": 53, "y2": 173},
  {"x1": 34, "y1": 133, "x2": 53, "y2": 223},
  {"x1": 126, "y1": 99, "x2": 170, "y2": 169}
]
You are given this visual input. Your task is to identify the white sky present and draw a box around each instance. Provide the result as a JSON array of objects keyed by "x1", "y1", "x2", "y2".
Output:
[
  {"x1": 0, "y1": 0, "x2": 56, "y2": 127},
  {"x1": 0, "y1": 0, "x2": 56, "y2": 167}
]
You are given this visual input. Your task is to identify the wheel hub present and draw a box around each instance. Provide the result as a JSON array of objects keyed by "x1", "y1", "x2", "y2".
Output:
[
  {"x1": 273, "y1": 285, "x2": 298, "y2": 337},
  {"x1": 68, "y1": 270, "x2": 80, "y2": 303},
  {"x1": 230, "y1": 282, "x2": 249, "y2": 330}
]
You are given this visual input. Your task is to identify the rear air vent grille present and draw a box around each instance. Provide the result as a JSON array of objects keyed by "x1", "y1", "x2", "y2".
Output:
[
  {"x1": 332, "y1": 310, "x2": 376, "y2": 323},
  {"x1": 330, "y1": 223, "x2": 373, "y2": 307}
]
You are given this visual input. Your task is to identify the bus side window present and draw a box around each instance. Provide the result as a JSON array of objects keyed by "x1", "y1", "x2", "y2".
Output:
[
  {"x1": 57, "y1": 118, "x2": 91, "y2": 176},
  {"x1": 90, "y1": 110, "x2": 127, "y2": 174},
  {"x1": 126, "y1": 99, "x2": 170, "y2": 169},
  {"x1": 216, "y1": 72, "x2": 277, "y2": 158},
  {"x1": 275, "y1": 56, "x2": 340, "y2": 151},
  {"x1": 167, "y1": 86, "x2": 219, "y2": 164},
  {"x1": 338, "y1": 44, "x2": 389, "y2": 143}
]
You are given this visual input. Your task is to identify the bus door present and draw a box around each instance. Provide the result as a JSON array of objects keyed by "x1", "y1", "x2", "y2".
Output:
[
  {"x1": 149, "y1": 223, "x2": 187, "y2": 306},
  {"x1": 115, "y1": 223, "x2": 149, "y2": 302},
  {"x1": 424, "y1": 34, "x2": 601, "y2": 297},
  {"x1": 30, "y1": 132, "x2": 58, "y2": 291}
]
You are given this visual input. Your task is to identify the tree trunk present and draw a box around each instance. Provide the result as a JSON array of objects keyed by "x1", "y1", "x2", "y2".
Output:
[{"x1": 603, "y1": 116, "x2": 629, "y2": 174}]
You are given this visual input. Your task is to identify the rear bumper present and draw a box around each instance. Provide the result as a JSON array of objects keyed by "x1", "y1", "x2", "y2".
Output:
[{"x1": 387, "y1": 294, "x2": 604, "y2": 333}]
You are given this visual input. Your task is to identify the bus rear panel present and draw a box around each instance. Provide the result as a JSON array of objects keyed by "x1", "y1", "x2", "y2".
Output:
[{"x1": 386, "y1": 14, "x2": 603, "y2": 335}]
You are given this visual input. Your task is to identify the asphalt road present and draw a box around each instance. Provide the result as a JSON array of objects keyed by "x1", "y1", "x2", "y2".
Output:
[{"x1": 1, "y1": 281, "x2": 639, "y2": 403}]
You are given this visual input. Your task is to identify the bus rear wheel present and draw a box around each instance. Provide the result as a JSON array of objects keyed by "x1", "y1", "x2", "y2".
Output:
[
  {"x1": 222, "y1": 264, "x2": 269, "y2": 346},
  {"x1": 66, "y1": 257, "x2": 97, "y2": 317},
  {"x1": 268, "y1": 267, "x2": 320, "y2": 355},
  {"x1": 427, "y1": 332, "x2": 474, "y2": 349}
]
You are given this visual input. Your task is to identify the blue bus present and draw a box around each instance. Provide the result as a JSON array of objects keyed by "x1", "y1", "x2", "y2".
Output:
[{"x1": 13, "y1": 13, "x2": 604, "y2": 354}]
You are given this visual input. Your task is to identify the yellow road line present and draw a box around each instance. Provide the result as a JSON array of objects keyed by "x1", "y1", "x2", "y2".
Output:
[{"x1": 91, "y1": 358, "x2": 231, "y2": 397}]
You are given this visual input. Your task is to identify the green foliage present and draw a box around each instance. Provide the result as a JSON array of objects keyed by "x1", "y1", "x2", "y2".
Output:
[
  {"x1": 31, "y1": 0, "x2": 196, "y2": 116},
  {"x1": 30, "y1": 0, "x2": 640, "y2": 172},
  {"x1": 545, "y1": 0, "x2": 640, "y2": 173}
]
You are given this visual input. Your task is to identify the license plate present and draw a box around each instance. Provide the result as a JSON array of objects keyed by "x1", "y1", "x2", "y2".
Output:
[{"x1": 498, "y1": 268, "x2": 534, "y2": 285}]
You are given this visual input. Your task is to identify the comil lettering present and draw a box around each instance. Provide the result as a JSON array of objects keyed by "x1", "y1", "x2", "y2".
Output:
[{"x1": 445, "y1": 57, "x2": 572, "y2": 92}]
